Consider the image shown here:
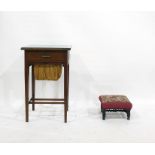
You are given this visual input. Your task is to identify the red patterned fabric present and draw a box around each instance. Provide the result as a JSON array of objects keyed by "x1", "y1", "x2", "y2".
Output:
[{"x1": 99, "y1": 95, "x2": 132, "y2": 110}]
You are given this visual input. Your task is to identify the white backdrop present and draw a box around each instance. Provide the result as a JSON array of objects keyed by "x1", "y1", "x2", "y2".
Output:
[
  {"x1": 0, "y1": 11, "x2": 155, "y2": 115},
  {"x1": 1, "y1": 12, "x2": 155, "y2": 142}
]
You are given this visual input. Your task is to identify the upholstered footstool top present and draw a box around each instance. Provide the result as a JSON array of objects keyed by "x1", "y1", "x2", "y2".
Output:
[
  {"x1": 99, "y1": 95, "x2": 133, "y2": 120},
  {"x1": 99, "y1": 95, "x2": 132, "y2": 110}
]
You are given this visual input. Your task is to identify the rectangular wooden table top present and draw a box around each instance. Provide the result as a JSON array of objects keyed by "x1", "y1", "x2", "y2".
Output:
[
  {"x1": 21, "y1": 45, "x2": 71, "y2": 64},
  {"x1": 21, "y1": 45, "x2": 71, "y2": 51}
]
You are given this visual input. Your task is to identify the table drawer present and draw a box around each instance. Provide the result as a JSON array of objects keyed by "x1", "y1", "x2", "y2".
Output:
[{"x1": 26, "y1": 51, "x2": 66, "y2": 63}]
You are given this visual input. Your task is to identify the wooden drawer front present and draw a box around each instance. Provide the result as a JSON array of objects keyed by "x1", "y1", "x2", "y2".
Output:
[{"x1": 26, "y1": 51, "x2": 66, "y2": 63}]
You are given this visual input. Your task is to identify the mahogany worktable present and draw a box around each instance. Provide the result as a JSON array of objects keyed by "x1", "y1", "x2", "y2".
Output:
[{"x1": 21, "y1": 46, "x2": 71, "y2": 123}]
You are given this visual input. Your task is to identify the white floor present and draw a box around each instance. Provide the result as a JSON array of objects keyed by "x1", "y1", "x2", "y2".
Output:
[{"x1": 0, "y1": 98, "x2": 155, "y2": 143}]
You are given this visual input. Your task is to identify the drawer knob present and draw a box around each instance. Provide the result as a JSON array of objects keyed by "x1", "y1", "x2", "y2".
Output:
[{"x1": 41, "y1": 55, "x2": 51, "y2": 58}]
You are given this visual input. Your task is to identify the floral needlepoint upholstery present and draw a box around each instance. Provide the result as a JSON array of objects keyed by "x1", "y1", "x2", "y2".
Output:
[
  {"x1": 99, "y1": 95, "x2": 133, "y2": 120},
  {"x1": 99, "y1": 95, "x2": 132, "y2": 110}
]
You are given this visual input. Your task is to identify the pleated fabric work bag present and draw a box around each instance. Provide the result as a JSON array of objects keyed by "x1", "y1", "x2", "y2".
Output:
[{"x1": 34, "y1": 64, "x2": 62, "y2": 80}]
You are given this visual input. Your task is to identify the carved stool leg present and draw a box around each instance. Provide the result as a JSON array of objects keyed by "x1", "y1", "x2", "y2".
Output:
[
  {"x1": 102, "y1": 109, "x2": 106, "y2": 120},
  {"x1": 126, "y1": 110, "x2": 130, "y2": 120}
]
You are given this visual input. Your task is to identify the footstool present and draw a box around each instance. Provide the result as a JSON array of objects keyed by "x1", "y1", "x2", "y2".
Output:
[{"x1": 99, "y1": 95, "x2": 132, "y2": 120}]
